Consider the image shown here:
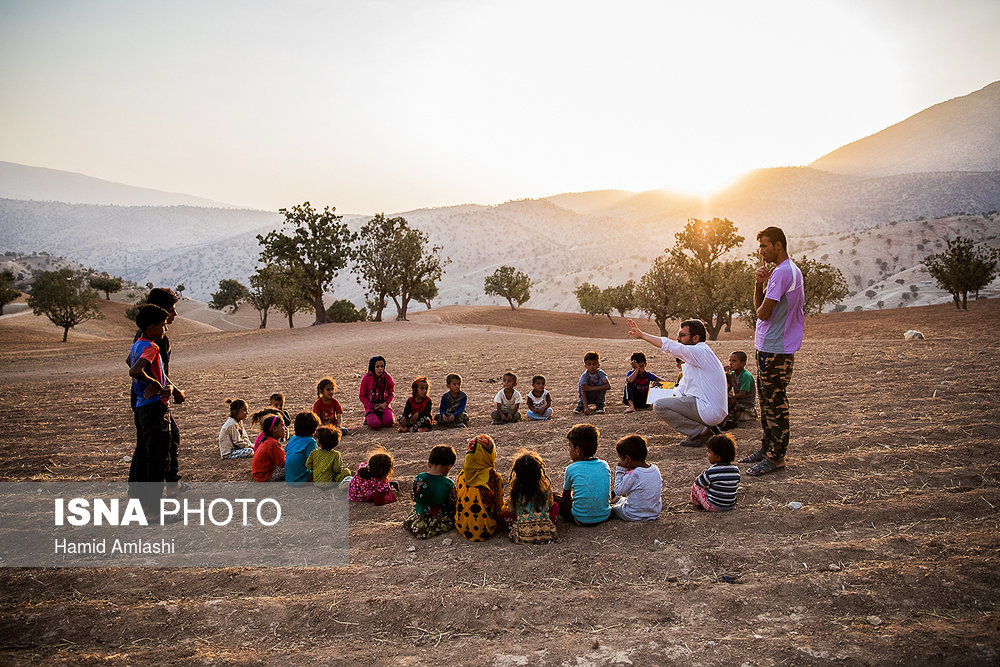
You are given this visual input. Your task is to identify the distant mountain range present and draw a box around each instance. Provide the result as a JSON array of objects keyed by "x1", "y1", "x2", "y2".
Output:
[
  {"x1": 0, "y1": 161, "x2": 234, "y2": 208},
  {"x1": 1, "y1": 81, "x2": 998, "y2": 309}
]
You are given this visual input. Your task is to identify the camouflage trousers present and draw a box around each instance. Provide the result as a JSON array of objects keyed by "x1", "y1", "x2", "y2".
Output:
[{"x1": 756, "y1": 351, "x2": 794, "y2": 460}]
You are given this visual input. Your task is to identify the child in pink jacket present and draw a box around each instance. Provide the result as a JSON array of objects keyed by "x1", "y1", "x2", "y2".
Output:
[{"x1": 359, "y1": 355, "x2": 395, "y2": 430}]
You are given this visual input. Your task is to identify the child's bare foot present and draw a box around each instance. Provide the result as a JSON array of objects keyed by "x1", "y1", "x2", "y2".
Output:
[
  {"x1": 416, "y1": 427, "x2": 430, "y2": 432},
  {"x1": 397, "y1": 426, "x2": 408, "y2": 433},
  {"x1": 623, "y1": 406, "x2": 635, "y2": 414}
]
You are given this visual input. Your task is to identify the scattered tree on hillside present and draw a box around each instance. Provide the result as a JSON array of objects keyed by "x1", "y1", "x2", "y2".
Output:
[
  {"x1": 636, "y1": 255, "x2": 686, "y2": 336},
  {"x1": 412, "y1": 278, "x2": 438, "y2": 311},
  {"x1": 26, "y1": 269, "x2": 104, "y2": 342},
  {"x1": 575, "y1": 283, "x2": 615, "y2": 324},
  {"x1": 247, "y1": 266, "x2": 281, "y2": 328},
  {"x1": 257, "y1": 202, "x2": 356, "y2": 324},
  {"x1": 378, "y1": 219, "x2": 449, "y2": 321},
  {"x1": 605, "y1": 280, "x2": 636, "y2": 319},
  {"x1": 209, "y1": 279, "x2": 250, "y2": 313},
  {"x1": 0, "y1": 269, "x2": 19, "y2": 315},
  {"x1": 353, "y1": 214, "x2": 404, "y2": 321},
  {"x1": 326, "y1": 299, "x2": 367, "y2": 323},
  {"x1": 175, "y1": 284, "x2": 186, "y2": 297},
  {"x1": 797, "y1": 256, "x2": 849, "y2": 314},
  {"x1": 88, "y1": 273, "x2": 123, "y2": 300},
  {"x1": 922, "y1": 236, "x2": 998, "y2": 310},
  {"x1": 484, "y1": 265, "x2": 532, "y2": 311}
]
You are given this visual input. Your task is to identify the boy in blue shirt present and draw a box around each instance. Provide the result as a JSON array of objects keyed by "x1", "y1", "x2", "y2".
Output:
[
  {"x1": 556, "y1": 424, "x2": 612, "y2": 526},
  {"x1": 434, "y1": 373, "x2": 470, "y2": 427},
  {"x1": 128, "y1": 304, "x2": 173, "y2": 515},
  {"x1": 575, "y1": 351, "x2": 611, "y2": 415}
]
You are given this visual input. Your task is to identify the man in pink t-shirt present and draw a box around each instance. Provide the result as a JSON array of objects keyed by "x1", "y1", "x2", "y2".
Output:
[{"x1": 745, "y1": 226, "x2": 804, "y2": 477}]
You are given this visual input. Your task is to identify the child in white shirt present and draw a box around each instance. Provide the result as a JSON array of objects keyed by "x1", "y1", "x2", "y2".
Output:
[{"x1": 611, "y1": 434, "x2": 662, "y2": 521}]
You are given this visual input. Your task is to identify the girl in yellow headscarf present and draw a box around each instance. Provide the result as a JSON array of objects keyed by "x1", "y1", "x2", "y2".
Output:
[{"x1": 451, "y1": 434, "x2": 504, "y2": 541}]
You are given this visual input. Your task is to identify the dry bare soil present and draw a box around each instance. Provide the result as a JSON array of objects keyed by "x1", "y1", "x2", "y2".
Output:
[{"x1": 1, "y1": 302, "x2": 998, "y2": 665}]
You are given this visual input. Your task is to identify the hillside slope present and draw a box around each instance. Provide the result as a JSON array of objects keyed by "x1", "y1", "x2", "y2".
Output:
[{"x1": 810, "y1": 81, "x2": 1000, "y2": 176}]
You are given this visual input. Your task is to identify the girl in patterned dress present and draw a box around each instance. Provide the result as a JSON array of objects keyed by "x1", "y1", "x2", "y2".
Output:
[
  {"x1": 403, "y1": 445, "x2": 457, "y2": 538},
  {"x1": 348, "y1": 446, "x2": 398, "y2": 505},
  {"x1": 451, "y1": 434, "x2": 504, "y2": 541},
  {"x1": 502, "y1": 450, "x2": 559, "y2": 544}
]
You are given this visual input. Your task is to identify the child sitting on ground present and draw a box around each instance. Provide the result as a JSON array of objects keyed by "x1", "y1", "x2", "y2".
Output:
[
  {"x1": 398, "y1": 376, "x2": 433, "y2": 432},
  {"x1": 525, "y1": 375, "x2": 553, "y2": 421},
  {"x1": 306, "y1": 425, "x2": 351, "y2": 488},
  {"x1": 492, "y1": 372, "x2": 522, "y2": 424},
  {"x1": 502, "y1": 450, "x2": 559, "y2": 544},
  {"x1": 555, "y1": 424, "x2": 612, "y2": 526},
  {"x1": 348, "y1": 446, "x2": 398, "y2": 505},
  {"x1": 722, "y1": 351, "x2": 757, "y2": 429},
  {"x1": 691, "y1": 434, "x2": 741, "y2": 512},
  {"x1": 250, "y1": 407, "x2": 282, "y2": 451},
  {"x1": 575, "y1": 351, "x2": 611, "y2": 415},
  {"x1": 218, "y1": 398, "x2": 254, "y2": 459},
  {"x1": 610, "y1": 434, "x2": 663, "y2": 521},
  {"x1": 452, "y1": 434, "x2": 504, "y2": 541},
  {"x1": 284, "y1": 411, "x2": 320, "y2": 486},
  {"x1": 623, "y1": 352, "x2": 660, "y2": 413},
  {"x1": 359, "y1": 356, "x2": 395, "y2": 430},
  {"x1": 434, "y1": 373, "x2": 469, "y2": 427},
  {"x1": 403, "y1": 444, "x2": 457, "y2": 538},
  {"x1": 313, "y1": 377, "x2": 350, "y2": 435},
  {"x1": 269, "y1": 392, "x2": 291, "y2": 426},
  {"x1": 252, "y1": 414, "x2": 287, "y2": 482}
]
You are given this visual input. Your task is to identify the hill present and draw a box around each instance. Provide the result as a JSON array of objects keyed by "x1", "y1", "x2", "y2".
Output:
[
  {"x1": 810, "y1": 81, "x2": 1000, "y2": 177},
  {"x1": 2, "y1": 84, "x2": 1000, "y2": 310},
  {"x1": 0, "y1": 161, "x2": 235, "y2": 207}
]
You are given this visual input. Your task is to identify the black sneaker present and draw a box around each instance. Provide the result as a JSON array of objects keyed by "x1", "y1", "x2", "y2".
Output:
[
  {"x1": 573, "y1": 404, "x2": 584, "y2": 414},
  {"x1": 595, "y1": 405, "x2": 605, "y2": 414}
]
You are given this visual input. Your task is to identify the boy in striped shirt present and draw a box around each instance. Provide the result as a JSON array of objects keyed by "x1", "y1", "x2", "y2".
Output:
[{"x1": 690, "y1": 434, "x2": 740, "y2": 511}]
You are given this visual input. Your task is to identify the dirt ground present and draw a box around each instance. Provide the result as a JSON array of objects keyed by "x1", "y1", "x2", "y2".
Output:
[{"x1": 1, "y1": 301, "x2": 998, "y2": 665}]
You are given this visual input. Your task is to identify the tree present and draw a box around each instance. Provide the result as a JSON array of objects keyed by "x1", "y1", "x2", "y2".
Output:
[
  {"x1": 247, "y1": 266, "x2": 281, "y2": 328},
  {"x1": 209, "y1": 279, "x2": 249, "y2": 313},
  {"x1": 797, "y1": 256, "x2": 849, "y2": 314},
  {"x1": 922, "y1": 236, "x2": 998, "y2": 310},
  {"x1": 666, "y1": 217, "x2": 745, "y2": 340},
  {"x1": 484, "y1": 265, "x2": 532, "y2": 311},
  {"x1": 412, "y1": 278, "x2": 438, "y2": 310},
  {"x1": 88, "y1": 273, "x2": 123, "y2": 300},
  {"x1": 26, "y1": 269, "x2": 103, "y2": 342},
  {"x1": 636, "y1": 255, "x2": 687, "y2": 336},
  {"x1": 326, "y1": 299, "x2": 367, "y2": 322},
  {"x1": 175, "y1": 284, "x2": 186, "y2": 297},
  {"x1": 268, "y1": 265, "x2": 312, "y2": 328},
  {"x1": 575, "y1": 283, "x2": 615, "y2": 323},
  {"x1": 384, "y1": 221, "x2": 449, "y2": 321},
  {"x1": 0, "y1": 269, "x2": 20, "y2": 315},
  {"x1": 353, "y1": 213, "x2": 404, "y2": 322},
  {"x1": 605, "y1": 280, "x2": 636, "y2": 319},
  {"x1": 257, "y1": 202, "x2": 356, "y2": 324}
]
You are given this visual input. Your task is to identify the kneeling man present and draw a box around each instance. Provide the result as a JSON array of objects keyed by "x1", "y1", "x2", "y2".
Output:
[{"x1": 627, "y1": 318, "x2": 728, "y2": 447}]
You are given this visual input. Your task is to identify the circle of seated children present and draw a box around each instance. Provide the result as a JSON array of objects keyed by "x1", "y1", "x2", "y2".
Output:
[{"x1": 208, "y1": 349, "x2": 744, "y2": 544}]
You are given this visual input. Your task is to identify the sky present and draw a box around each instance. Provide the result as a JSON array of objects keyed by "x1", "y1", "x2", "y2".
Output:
[{"x1": 1, "y1": 0, "x2": 998, "y2": 214}]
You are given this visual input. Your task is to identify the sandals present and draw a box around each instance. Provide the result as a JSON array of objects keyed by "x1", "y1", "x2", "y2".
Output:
[
  {"x1": 738, "y1": 450, "x2": 766, "y2": 464},
  {"x1": 746, "y1": 457, "x2": 785, "y2": 477}
]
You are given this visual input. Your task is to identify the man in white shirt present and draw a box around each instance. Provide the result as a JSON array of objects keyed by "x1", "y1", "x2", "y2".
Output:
[{"x1": 627, "y1": 318, "x2": 728, "y2": 447}]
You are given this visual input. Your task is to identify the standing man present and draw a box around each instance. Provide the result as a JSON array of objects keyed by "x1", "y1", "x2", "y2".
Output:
[
  {"x1": 744, "y1": 227, "x2": 804, "y2": 476},
  {"x1": 627, "y1": 318, "x2": 728, "y2": 447}
]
